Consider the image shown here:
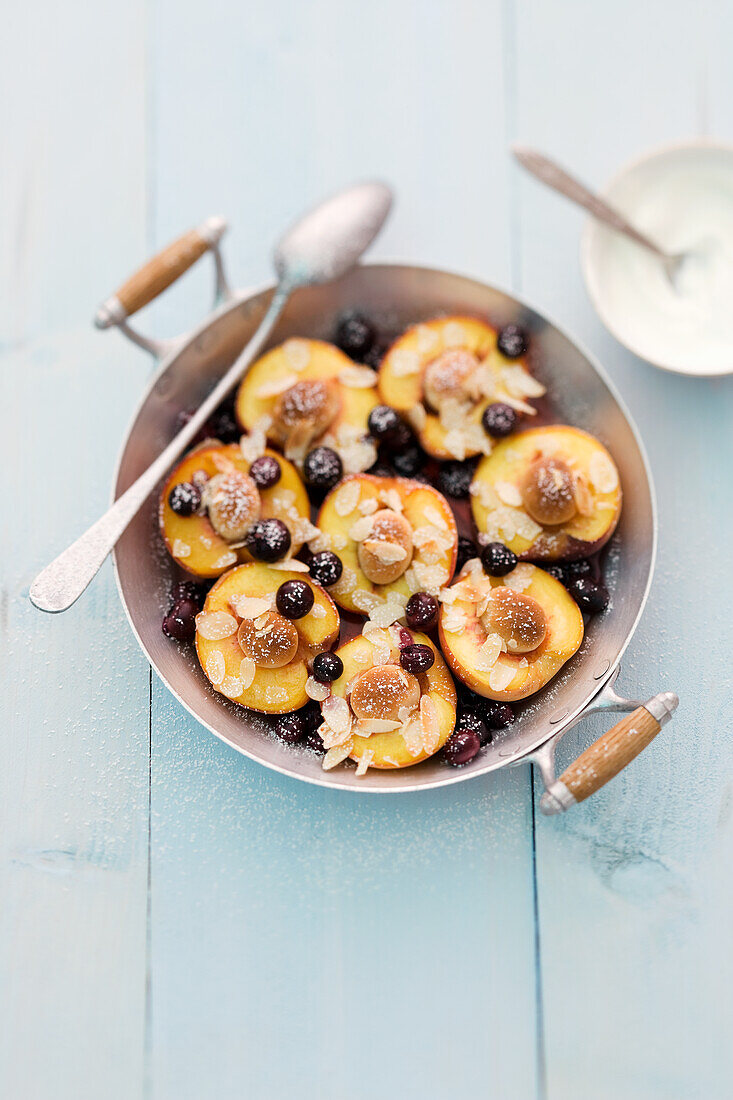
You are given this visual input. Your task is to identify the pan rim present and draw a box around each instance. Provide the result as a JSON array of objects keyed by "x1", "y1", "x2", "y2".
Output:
[{"x1": 112, "y1": 261, "x2": 657, "y2": 793}]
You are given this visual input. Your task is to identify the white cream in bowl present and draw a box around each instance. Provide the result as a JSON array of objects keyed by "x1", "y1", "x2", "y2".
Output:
[{"x1": 581, "y1": 143, "x2": 733, "y2": 376}]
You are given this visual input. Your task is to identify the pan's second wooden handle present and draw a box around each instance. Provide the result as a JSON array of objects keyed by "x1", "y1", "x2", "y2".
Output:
[
  {"x1": 94, "y1": 216, "x2": 226, "y2": 328},
  {"x1": 540, "y1": 692, "x2": 678, "y2": 814}
]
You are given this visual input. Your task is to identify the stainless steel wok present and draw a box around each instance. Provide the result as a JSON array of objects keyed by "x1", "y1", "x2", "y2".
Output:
[{"x1": 107, "y1": 220, "x2": 677, "y2": 809}]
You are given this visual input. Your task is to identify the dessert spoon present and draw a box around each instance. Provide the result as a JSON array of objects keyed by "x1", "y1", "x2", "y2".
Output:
[
  {"x1": 512, "y1": 145, "x2": 689, "y2": 286},
  {"x1": 30, "y1": 181, "x2": 393, "y2": 613}
]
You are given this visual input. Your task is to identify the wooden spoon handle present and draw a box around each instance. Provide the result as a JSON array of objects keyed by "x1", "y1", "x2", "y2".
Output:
[
  {"x1": 540, "y1": 692, "x2": 679, "y2": 814},
  {"x1": 94, "y1": 216, "x2": 226, "y2": 328}
]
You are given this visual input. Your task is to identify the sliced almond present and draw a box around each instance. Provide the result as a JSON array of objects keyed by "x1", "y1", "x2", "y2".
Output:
[
  {"x1": 239, "y1": 657, "x2": 256, "y2": 689},
  {"x1": 196, "y1": 611, "x2": 239, "y2": 640},
  {"x1": 488, "y1": 661, "x2": 516, "y2": 692},
  {"x1": 419, "y1": 695, "x2": 440, "y2": 753},
  {"x1": 495, "y1": 480, "x2": 523, "y2": 508},
  {"x1": 475, "y1": 632, "x2": 503, "y2": 672},
  {"x1": 588, "y1": 450, "x2": 619, "y2": 493},
  {"x1": 205, "y1": 650, "x2": 226, "y2": 685},
  {"x1": 282, "y1": 338, "x2": 311, "y2": 371},
  {"x1": 322, "y1": 741, "x2": 354, "y2": 770},
  {"x1": 322, "y1": 694, "x2": 352, "y2": 736},
  {"x1": 229, "y1": 595, "x2": 271, "y2": 620},
  {"x1": 172, "y1": 539, "x2": 191, "y2": 559},
  {"x1": 363, "y1": 539, "x2": 408, "y2": 565},
  {"x1": 340, "y1": 365, "x2": 378, "y2": 388},
  {"x1": 391, "y1": 348, "x2": 421, "y2": 376},
  {"x1": 354, "y1": 749, "x2": 375, "y2": 776},
  {"x1": 220, "y1": 676, "x2": 243, "y2": 699},
  {"x1": 306, "y1": 676, "x2": 330, "y2": 702},
  {"x1": 356, "y1": 719, "x2": 401, "y2": 734},
  {"x1": 349, "y1": 514, "x2": 376, "y2": 542},
  {"x1": 256, "y1": 373, "x2": 299, "y2": 398},
  {"x1": 334, "y1": 480, "x2": 362, "y2": 517}
]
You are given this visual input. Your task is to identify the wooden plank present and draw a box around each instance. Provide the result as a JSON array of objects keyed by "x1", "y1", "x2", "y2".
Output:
[
  {"x1": 147, "y1": 2, "x2": 540, "y2": 1097},
  {"x1": 0, "y1": 2, "x2": 151, "y2": 1097},
  {"x1": 513, "y1": 1, "x2": 733, "y2": 1096}
]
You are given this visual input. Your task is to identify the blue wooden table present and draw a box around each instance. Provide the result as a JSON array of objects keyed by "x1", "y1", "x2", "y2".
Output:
[{"x1": 3, "y1": 2, "x2": 733, "y2": 1097}]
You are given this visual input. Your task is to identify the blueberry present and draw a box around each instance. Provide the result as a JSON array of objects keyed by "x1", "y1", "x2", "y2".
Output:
[
  {"x1": 170, "y1": 580, "x2": 208, "y2": 608},
  {"x1": 392, "y1": 443, "x2": 426, "y2": 478},
  {"x1": 479, "y1": 700, "x2": 515, "y2": 731},
  {"x1": 276, "y1": 579, "x2": 315, "y2": 619},
  {"x1": 209, "y1": 401, "x2": 240, "y2": 443},
  {"x1": 568, "y1": 576, "x2": 609, "y2": 614},
  {"x1": 482, "y1": 402, "x2": 519, "y2": 438},
  {"x1": 481, "y1": 542, "x2": 518, "y2": 577},
  {"x1": 168, "y1": 482, "x2": 201, "y2": 516},
  {"x1": 335, "y1": 310, "x2": 376, "y2": 359},
  {"x1": 455, "y1": 536, "x2": 479, "y2": 575},
  {"x1": 456, "y1": 709, "x2": 490, "y2": 746},
  {"x1": 368, "y1": 404, "x2": 403, "y2": 444},
  {"x1": 274, "y1": 712, "x2": 305, "y2": 744},
  {"x1": 162, "y1": 597, "x2": 198, "y2": 642},
  {"x1": 565, "y1": 559, "x2": 592, "y2": 578},
  {"x1": 303, "y1": 446, "x2": 343, "y2": 492},
  {"x1": 456, "y1": 682, "x2": 485, "y2": 710},
  {"x1": 245, "y1": 518, "x2": 291, "y2": 562},
  {"x1": 437, "y1": 461, "x2": 474, "y2": 499},
  {"x1": 298, "y1": 701, "x2": 322, "y2": 735},
  {"x1": 443, "y1": 729, "x2": 481, "y2": 766},
  {"x1": 385, "y1": 420, "x2": 415, "y2": 454},
  {"x1": 249, "y1": 455, "x2": 281, "y2": 490},
  {"x1": 405, "y1": 592, "x2": 439, "y2": 631},
  {"x1": 497, "y1": 323, "x2": 529, "y2": 359},
  {"x1": 312, "y1": 651, "x2": 344, "y2": 683},
  {"x1": 304, "y1": 730, "x2": 326, "y2": 754},
  {"x1": 362, "y1": 338, "x2": 388, "y2": 370},
  {"x1": 400, "y1": 643, "x2": 435, "y2": 675},
  {"x1": 308, "y1": 551, "x2": 343, "y2": 587},
  {"x1": 543, "y1": 564, "x2": 568, "y2": 584}
]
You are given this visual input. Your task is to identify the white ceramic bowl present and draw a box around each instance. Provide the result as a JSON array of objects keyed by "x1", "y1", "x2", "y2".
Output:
[{"x1": 581, "y1": 140, "x2": 733, "y2": 377}]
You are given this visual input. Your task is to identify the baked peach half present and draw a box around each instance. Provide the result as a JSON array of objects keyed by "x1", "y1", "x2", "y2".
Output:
[
  {"x1": 377, "y1": 316, "x2": 545, "y2": 460},
  {"x1": 195, "y1": 563, "x2": 339, "y2": 714},
  {"x1": 159, "y1": 441, "x2": 311, "y2": 578},
  {"x1": 438, "y1": 559, "x2": 583, "y2": 702},
  {"x1": 471, "y1": 425, "x2": 622, "y2": 561},
  {"x1": 316, "y1": 473, "x2": 458, "y2": 615},
  {"x1": 235, "y1": 338, "x2": 378, "y2": 471},
  {"x1": 315, "y1": 628, "x2": 456, "y2": 772}
]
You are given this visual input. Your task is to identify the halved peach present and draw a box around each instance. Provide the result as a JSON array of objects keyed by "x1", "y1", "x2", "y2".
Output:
[
  {"x1": 470, "y1": 425, "x2": 622, "y2": 561},
  {"x1": 438, "y1": 561, "x2": 583, "y2": 702},
  {"x1": 316, "y1": 474, "x2": 458, "y2": 615},
  {"x1": 377, "y1": 316, "x2": 545, "y2": 460},
  {"x1": 235, "y1": 338, "x2": 378, "y2": 469},
  {"x1": 323, "y1": 628, "x2": 456, "y2": 769},
  {"x1": 159, "y1": 442, "x2": 310, "y2": 578},
  {"x1": 195, "y1": 563, "x2": 339, "y2": 714}
]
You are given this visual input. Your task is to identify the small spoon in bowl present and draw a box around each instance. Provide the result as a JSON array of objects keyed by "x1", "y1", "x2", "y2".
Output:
[
  {"x1": 512, "y1": 145, "x2": 689, "y2": 286},
  {"x1": 30, "y1": 181, "x2": 393, "y2": 613}
]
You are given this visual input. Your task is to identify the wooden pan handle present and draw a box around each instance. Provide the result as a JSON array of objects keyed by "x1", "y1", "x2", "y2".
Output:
[
  {"x1": 94, "y1": 216, "x2": 227, "y2": 328},
  {"x1": 540, "y1": 692, "x2": 678, "y2": 814}
]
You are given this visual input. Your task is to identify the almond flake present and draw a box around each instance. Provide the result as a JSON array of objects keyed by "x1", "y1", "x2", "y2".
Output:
[
  {"x1": 501, "y1": 364, "x2": 546, "y2": 399},
  {"x1": 352, "y1": 589, "x2": 382, "y2": 613},
  {"x1": 379, "y1": 488, "x2": 403, "y2": 513},
  {"x1": 229, "y1": 595, "x2": 271, "y2": 619},
  {"x1": 196, "y1": 611, "x2": 239, "y2": 640},
  {"x1": 407, "y1": 405, "x2": 427, "y2": 431},
  {"x1": 401, "y1": 715, "x2": 425, "y2": 757},
  {"x1": 205, "y1": 651, "x2": 226, "y2": 685},
  {"x1": 172, "y1": 539, "x2": 191, "y2": 559},
  {"x1": 213, "y1": 551, "x2": 238, "y2": 569},
  {"x1": 442, "y1": 429, "x2": 467, "y2": 461},
  {"x1": 358, "y1": 497, "x2": 378, "y2": 515},
  {"x1": 488, "y1": 661, "x2": 516, "y2": 692},
  {"x1": 502, "y1": 564, "x2": 534, "y2": 592},
  {"x1": 501, "y1": 394, "x2": 537, "y2": 415},
  {"x1": 367, "y1": 540, "x2": 408, "y2": 565},
  {"x1": 495, "y1": 481, "x2": 523, "y2": 507},
  {"x1": 349, "y1": 514, "x2": 376, "y2": 542},
  {"x1": 282, "y1": 338, "x2": 311, "y2": 371},
  {"x1": 199, "y1": 534, "x2": 213, "y2": 549},
  {"x1": 220, "y1": 676, "x2": 243, "y2": 699},
  {"x1": 334, "y1": 480, "x2": 362, "y2": 517},
  {"x1": 423, "y1": 504, "x2": 448, "y2": 530},
  {"x1": 354, "y1": 749, "x2": 375, "y2": 776},
  {"x1": 356, "y1": 719, "x2": 401, "y2": 734},
  {"x1": 322, "y1": 741, "x2": 354, "y2": 770},
  {"x1": 368, "y1": 602, "x2": 405, "y2": 628},
  {"x1": 269, "y1": 558, "x2": 310, "y2": 572},
  {"x1": 322, "y1": 695, "x2": 351, "y2": 736},
  {"x1": 310, "y1": 603, "x2": 326, "y2": 619},
  {"x1": 475, "y1": 633, "x2": 503, "y2": 672},
  {"x1": 256, "y1": 373, "x2": 298, "y2": 398},
  {"x1": 415, "y1": 325, "x2": 440, "y2": 354},
  {"x1": 391, "y1": 348, "x2": 421, "y2": 376},
  {"x1": 588, "y1": 451, "x2": 619, "y2": 493},
  {"x1": 239, "y1": 657, "x2": 256, "y2": 689},
  {"x1": 306, "y1": 676, "x2": 330, "y2": 702},
  {"x1": 442, "y1": 321, "x2": 467, "y2": 347},
  {"x1": 340, "y1": 365, "x2": 378, "y2": 388},
  {"x1": 441, "y1": 609, "x2": 466, "y2": 634}
]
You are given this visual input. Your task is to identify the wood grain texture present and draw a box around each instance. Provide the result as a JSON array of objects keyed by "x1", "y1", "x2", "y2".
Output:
[
  {"x1": 147, "y1": 2, "x2": 540, "y2": 1098},
  {"x1": 0, "y1": 2, "x2": 151, "y2": 1098},
  {"x1": 560, "y1": 707, "x2": 662, "y2": 804},
  {"x1": 114, "y1": 228, "x2": 211, "y2": 316},
  {"x1": 3, "y1": 0, "x2": 733, "y2": 1098},
  {"x1": 514, "y1": 1, "x2": 733, "y2": 1097}
]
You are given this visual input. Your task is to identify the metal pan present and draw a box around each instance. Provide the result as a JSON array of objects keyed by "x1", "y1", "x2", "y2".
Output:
[{"x1": 108, "y1": 220, "x2": 677, "y2": 810}]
